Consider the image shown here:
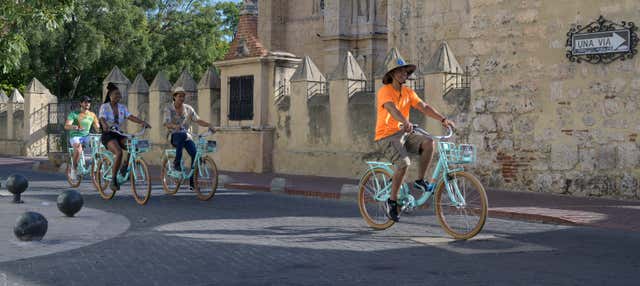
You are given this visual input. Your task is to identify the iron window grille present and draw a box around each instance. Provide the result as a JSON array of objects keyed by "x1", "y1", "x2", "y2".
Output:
[{"x1": 228, "y1": 75, "x2": 254, "y2": 121}]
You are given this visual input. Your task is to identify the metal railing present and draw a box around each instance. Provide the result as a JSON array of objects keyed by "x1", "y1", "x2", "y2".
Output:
[
  {"x1": 306, "y1": 80, "x2": 327, "y2": 99},
  {"x1": 275, "y1": 79, "x2": 289, "y2": 104},
  {"x1": 348, "y1": 79, "x2": 367, "y2": 98},
  {"x1": 443, "y1": 66, "x2": 470, "y2": 96}
]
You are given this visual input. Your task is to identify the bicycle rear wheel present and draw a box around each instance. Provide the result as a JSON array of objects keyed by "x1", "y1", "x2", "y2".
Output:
[
  {"x1": 96, "y1": 156, "x2": 115, "y2": 200},
  {"x1": 161, "y1": 155, "x2": 182, "y2": 195},
  {"x1": 434, "y1": 171, "x2": 488, "y2": 240},
  {"x1": 66, "y1": 158, "x2": 82, "y2": 188},
  {"x1": 357, "y1": 168, "x2": 395, "y2": 230},
  {"x1": 130, "y1": 157, "x2": 152, "y2": 205},
  {"x1": 91, "y1": 153, "x2": 108, "y2": 191},
  {"x1": 193, "y1": 156, "x2": 218, "y2": 201}
]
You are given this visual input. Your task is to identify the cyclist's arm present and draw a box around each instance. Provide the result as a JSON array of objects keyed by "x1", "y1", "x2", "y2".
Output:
[
  {"x1": 99, "y1": 117, "x2": 109, "y2": 132},
  {"x1": 64, "y1": 119, "x2": 80, "y2": 131},
  {"x1": 91, "y1": 114, "x2": 100, "y2": 132},
  {"x1": 127, "y1": 114, "x2": 150, "y2": 127},
  {"x1": 194, "y1": 119, "x2": 211, "y2": 128},
  {"x1": 414, "y1": 102, "x2": 446, "y2": 122},
  {"x1": 382, "y1": 102, "x2": 411, "y2": 126}
]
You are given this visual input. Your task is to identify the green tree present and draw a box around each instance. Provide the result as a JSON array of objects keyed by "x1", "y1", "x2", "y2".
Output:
[
  {"x1": 1, "y1": 0, "x2": 240, "y2": 101},
  {"x1": 0, "y1": 1, "x2": 74, "y2": 73},
  {"x1": 145, "y1": 0, "x2": 240, "y2": 80}
]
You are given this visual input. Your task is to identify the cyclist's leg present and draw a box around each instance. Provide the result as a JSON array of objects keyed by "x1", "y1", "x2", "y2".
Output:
[
  {"x1": 69, "y1": 137, "x2": 82, "y2": 170},
  {"x1": 184, "y1": 139, "x2": 197, "y2": 187},
  {"x1": 117, "y1": 136, "x2": 129, "y2": 174},
  {"x1": 377, "y1": 132, "x2": 411, "y2": 201},
  {"x1": 171, "y1": 132, "x2": 188, "y2": 170},
  {"x1": 185, "y1": 139, "x2": 197, "y2": 169},
  {"x1": 406, "y1": 134, "x2": 435, "y2": 182},
  {"x1": 105, "y1": 138, "x2": 123, "y2": 189}
]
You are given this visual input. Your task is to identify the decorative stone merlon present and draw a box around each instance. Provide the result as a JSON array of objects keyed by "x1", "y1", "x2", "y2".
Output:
[
  {"x1": 102, "y1": 66, "x2": 131, "y2": 85},
  {"x1": 129, "y1": 74, "x2": 149, "y2": 94},
  {"x1": 328, "y1": 51, "x2": 367, "y2": 81},
  {"x1": 0, "y1": 90, "x2": 8, "y2": 103},
  {"x1": 149, "y1": 72, "x2": 172, "y2": 92},
  {"x1": 291, "y1": 56, "x2": 325, "y2": 82},
  {"x1": 9, "y1": 89, "x2": 24, "y2": 103},
  {"x1": 198, "y1": 67, "x2": 221, "y2": 90},
  {"x1": 423, "y1": 41, "x2": 463, "y2": 74},
  {"x1": 172, "y1": 70, "x2": 197, "y2": 93},
  {"x1": 25, "y1": 78, "x2": 52, "y2": 95}
]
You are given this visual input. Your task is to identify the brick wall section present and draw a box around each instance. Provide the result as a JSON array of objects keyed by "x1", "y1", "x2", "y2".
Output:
[
  {"x1": 224, "y1": 13, "x2": 268, "y2": 60},
  {"x1": 496, "y1": 151, "x2": 533, "y2": 184}
]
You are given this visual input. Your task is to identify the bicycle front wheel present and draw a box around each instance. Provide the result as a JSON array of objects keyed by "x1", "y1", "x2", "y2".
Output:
[
  {"x1": 434, "y1": 171, "x2": 488, "y2": 240},
  {"x1": 66, "y1": 158, "x2": 82, "y2": 188},
  {"x1": 193, "y1": 156, "x2": 218, "y2": 201},
  {"x1": 130, "y1": 157, "x2": 152, "y2": 205},
  {"x1": 161, "y1": 155, "x2": 182, "y2": 195},
  {"x1": 96, "y1": 156, "x2": 115, "y2": 200},
  {"x1": 358, "y1": 167, "x2": 395, "y2": 230}
]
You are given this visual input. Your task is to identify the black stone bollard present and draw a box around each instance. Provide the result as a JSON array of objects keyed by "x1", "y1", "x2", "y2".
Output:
[
  {"x1": 57, "y1": 190, "x2": 84, "y2": 217},
  {"x1": 14, "y1": 211, "x2": 48, "y2": 241},
  {"x1": 6, "y1": 174, "x2": 28, "y2": 204}
]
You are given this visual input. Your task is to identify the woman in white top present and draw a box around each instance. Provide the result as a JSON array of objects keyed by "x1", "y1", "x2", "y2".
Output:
[{"x1": 99, "y1": 82, "x2": 151, "y2": 191}]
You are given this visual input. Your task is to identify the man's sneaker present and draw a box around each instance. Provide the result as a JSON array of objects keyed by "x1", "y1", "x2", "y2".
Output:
[
  {"x1": 385, "y1": 199, "x2": 400, "y2": 222},
  {"x1": 109, "y1": 179, "x2": 120, "y2": 191},
  {"x1": 414, "y1": 179, "x2": 435, "y2": 193}
]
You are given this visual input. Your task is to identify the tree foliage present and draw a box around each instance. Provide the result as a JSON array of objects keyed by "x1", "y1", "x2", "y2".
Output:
[{"x1": 1, "y1": 0, "x2": 240, "y2": 100}]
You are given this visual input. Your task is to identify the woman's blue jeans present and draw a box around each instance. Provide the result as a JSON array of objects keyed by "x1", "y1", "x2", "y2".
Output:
[{"x1": 171, "y1": 132, "x2": 197, "y2": 171}]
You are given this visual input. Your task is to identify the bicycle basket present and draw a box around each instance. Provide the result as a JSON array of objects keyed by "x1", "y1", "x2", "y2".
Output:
[
  {"x1": 438, "y1": 142, "x2": 476, "y2": 164},
  {"x1": 206, "y1": 140, "x2": 217, "y2": 153},
  {"x1": 134, "y1": 140, "x2": 151, "y2": 153}
]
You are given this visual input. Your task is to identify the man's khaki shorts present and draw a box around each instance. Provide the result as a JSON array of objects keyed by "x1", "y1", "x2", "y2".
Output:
[{"x1": 376, "y1": 131, "x2": 432, "y2": 168}]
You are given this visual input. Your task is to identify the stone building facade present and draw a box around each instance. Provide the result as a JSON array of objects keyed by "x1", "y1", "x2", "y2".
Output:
[
  {"x1": 14, "y1": 0, "x2": 637, "y2": 200},
  {"x1": 210, "y1": 0, "x2": 640, "y2": 199}
]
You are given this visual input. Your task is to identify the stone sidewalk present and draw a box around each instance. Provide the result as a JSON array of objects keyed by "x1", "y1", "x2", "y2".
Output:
[{"x1": 6, "y1": 156, "x2": 640, "y2": 232}]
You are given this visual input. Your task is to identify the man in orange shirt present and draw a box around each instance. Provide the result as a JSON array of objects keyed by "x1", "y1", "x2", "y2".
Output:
[{"x1": 375, "y1": 51, "x2": 455, "y2": 222}]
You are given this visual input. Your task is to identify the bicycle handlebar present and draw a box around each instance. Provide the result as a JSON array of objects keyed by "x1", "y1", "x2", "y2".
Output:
[
  {"x1": 399, "y1": 124, "x2": 454, "y2": 140},
  {"x1": 110, "y1": 126, "x2": 149, "y2": 138},
  {"x1": 171, "y1": 127, "x2": 216, "y2": 139}
]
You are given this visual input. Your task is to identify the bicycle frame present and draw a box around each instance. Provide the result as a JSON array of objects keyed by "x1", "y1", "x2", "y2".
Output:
[
  {"x1": 364, "y1": 126, "x2": 468, "y2": 210},
  {"x1": 98, "y1": 128, "x2": 148, "y2": 184},
  {"x1": 67, "y1": 134, "x2": 103, "y2": 176},
  {"x1": 163, "y1": 130, "x2": 216, "y2": 181}
]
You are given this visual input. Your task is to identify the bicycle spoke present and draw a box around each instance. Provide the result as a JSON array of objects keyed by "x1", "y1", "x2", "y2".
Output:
[{"x1": 435, "y1": 171, "x2": 488, "y2": 240}]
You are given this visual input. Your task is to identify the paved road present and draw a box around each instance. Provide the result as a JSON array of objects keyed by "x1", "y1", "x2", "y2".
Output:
[{"x1": 0, "y1": 165, "x2": 639, "y2": 285}]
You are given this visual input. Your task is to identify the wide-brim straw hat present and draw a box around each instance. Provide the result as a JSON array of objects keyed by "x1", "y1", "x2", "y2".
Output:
[
  {"x1": 382, "y1": 50, "x2": 416, "y2": 84},
  {"x1": 172, "y1": 87, "x2": 187, "y2": 96}
]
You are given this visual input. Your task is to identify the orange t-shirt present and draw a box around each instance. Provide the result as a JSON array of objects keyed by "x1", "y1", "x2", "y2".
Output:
[{"x1": 374, "y1": 84, "x2": 423, "y2": 141}]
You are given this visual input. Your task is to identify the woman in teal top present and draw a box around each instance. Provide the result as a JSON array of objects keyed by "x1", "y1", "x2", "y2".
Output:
[{"x1": 64, "y1": 96, "x2": 100, "y2": 178}]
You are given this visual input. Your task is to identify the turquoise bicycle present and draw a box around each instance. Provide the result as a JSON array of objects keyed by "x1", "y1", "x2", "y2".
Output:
[
  {"x1": 160, "y1": 129, "x2": 219, "y2": 201},
  {"x1": 65, "y1": 134, "x2": 105, "y2": 189},
  {"x1": 95, "y1": 127, "x2": 152, "y2": 205},
  {"x1": 357, "y1": 125, "x2": 488, "y2": 240}
]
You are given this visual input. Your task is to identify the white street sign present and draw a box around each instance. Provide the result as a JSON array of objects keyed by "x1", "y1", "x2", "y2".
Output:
[{"x1": 571, "y1": 30, "x2": 630, "y2": 55}]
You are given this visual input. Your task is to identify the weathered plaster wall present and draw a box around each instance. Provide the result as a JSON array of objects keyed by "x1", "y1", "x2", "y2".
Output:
[{"x1": 387, "y1": 0, "x2": 640, "y2": 199}]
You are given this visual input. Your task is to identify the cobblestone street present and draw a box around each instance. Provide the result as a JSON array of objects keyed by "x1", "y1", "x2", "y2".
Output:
[{"x1": 1, "y1": 165, "x2": 639, "y2": 285}]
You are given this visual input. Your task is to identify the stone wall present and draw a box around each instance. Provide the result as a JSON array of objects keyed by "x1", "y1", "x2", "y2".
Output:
[{"x1": 386, "y1": 0, "x2": 640, "y2": 199}]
